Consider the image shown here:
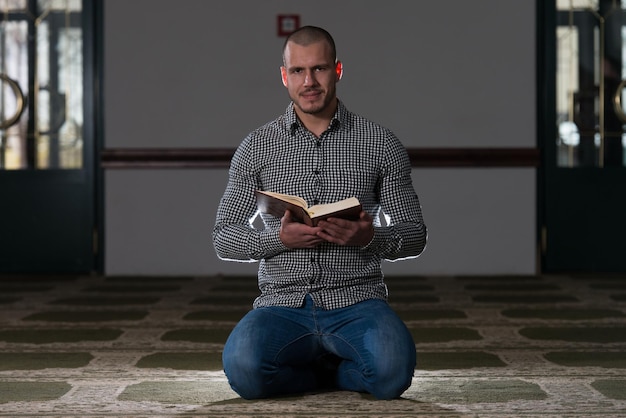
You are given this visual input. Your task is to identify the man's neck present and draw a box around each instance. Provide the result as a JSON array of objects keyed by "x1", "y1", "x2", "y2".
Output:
[{"x1": 295, "y1": 100, "x2": 337, "y2": 138}]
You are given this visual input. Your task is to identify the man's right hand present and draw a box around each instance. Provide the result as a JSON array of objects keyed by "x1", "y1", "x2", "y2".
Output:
[{"x1": 279, "y1": 210, "x2": 326, "y2": 248}]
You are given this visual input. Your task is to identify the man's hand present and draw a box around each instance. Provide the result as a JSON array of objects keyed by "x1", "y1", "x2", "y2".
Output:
[
  {"x1": 279, "y1": 210, "x2": 326, "y2": 248},
  {"x1": 316, "y1": 211, "x2": 374, "y2": 247}
]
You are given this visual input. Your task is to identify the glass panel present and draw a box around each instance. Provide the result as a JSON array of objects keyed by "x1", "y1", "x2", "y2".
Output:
[
  {"x1": 0, "y1": 1, "x2": 27, "y2": 10},
  {"x1": 557, "y1": 0, "x2": 599, "y2": 8},
  {"x1": 556, "y1": 26, "x2": 583, "y2": 167},
  {"x1": 556, "y1": 0, "x2": 626, "y2": 167},
  {"x1": 0, "y1": 20, "x2": 28, "y2": 169},
  {"x1": 0, "y1": 0, "x2": 83, "y2": 170}
]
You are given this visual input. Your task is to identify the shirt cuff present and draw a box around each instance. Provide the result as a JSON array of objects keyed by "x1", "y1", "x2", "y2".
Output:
[{"x1": 258, "y1": 228, "x2": 290, "y2": 257}]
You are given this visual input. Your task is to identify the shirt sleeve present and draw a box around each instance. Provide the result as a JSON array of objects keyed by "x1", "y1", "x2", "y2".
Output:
[
  {"x1": 363, "y1": 132, "x2": 427, "y2": 261},
  {"x1": 212, "y1": 136, "x2": 289, "y2": 262}
]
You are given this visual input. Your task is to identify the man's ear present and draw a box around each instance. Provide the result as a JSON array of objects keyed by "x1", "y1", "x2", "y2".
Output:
[
  {"x1": 335, "y1": 61, "x2": 343, "y2": 81},
  {"x1": 280, "y1": 66, "x2": 288, "y2": 87}
]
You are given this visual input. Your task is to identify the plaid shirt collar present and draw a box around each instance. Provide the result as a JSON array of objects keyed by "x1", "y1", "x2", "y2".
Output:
[{"x1": 286, "y1": 99, "x2": 346, "y2": 135}]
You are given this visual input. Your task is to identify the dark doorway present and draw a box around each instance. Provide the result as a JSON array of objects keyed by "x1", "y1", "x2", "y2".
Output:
[
  {"x1": 540, "y1": 0, "x2": 626, "y2": 272},
  {"x1": 0, "y1": 1, "x2": 101, "y2": 274}
]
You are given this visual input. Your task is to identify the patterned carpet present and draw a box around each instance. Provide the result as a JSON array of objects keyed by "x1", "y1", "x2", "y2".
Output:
[{"x1": 1, "y1": 273, "x2": 626, "y2": 417}]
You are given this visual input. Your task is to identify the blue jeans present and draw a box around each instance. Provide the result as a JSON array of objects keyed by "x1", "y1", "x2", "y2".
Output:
[{"x1": 222, "y1": 295, "x2": 416, "y2": 400}]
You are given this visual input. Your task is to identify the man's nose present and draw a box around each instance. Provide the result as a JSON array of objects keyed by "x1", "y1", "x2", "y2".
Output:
[{"x1": 304, "y1": 71, "x2": 317, "y2": 86}]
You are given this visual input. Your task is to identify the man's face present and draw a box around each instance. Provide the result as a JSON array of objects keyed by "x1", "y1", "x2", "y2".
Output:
[{"x1": 281, "y1": 40, "x2": 340, "y2": 117}]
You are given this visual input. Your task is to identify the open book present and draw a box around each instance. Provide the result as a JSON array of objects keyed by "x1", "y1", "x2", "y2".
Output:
[{"x1": 255, "y1": 190, "x2": 362, "y2": 226}]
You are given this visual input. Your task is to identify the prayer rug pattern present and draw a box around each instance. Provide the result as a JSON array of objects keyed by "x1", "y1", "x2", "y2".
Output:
[{"x1": 0, "y1": 274, "x2": 625, "y2": 416}]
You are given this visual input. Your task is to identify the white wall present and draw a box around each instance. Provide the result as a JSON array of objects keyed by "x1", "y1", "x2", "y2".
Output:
[
  {"x1": 104, "y1": 0, "x2": 537, "y2": 276},
  {"x1": 105, "y1": 168, "x2": 536, "y2": 276}
]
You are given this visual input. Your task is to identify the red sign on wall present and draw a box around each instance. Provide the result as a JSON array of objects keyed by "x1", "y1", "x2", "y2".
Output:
[{"x1": 277, "y1": 15, "x2": 300, "y2": 37}]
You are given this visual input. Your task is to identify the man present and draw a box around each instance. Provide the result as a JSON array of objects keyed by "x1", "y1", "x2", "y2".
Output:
[{"x1": 213, "y1": 26, "x2": 427, "y2": 400}]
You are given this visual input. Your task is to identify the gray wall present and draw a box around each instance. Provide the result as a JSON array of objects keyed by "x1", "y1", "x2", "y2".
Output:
[{"x1": 104, "y1": 0, "x2": 536, "y2": 276}]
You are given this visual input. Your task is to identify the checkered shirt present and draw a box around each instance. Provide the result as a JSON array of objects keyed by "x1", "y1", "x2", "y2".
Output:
[{"x1": 213, "y1": 101, "x2": 427, "y2": 310}]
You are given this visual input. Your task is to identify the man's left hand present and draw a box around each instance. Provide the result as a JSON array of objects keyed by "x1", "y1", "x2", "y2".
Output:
[{"x1": 316, "y1": 211, "x2": 374, "y2": 247}]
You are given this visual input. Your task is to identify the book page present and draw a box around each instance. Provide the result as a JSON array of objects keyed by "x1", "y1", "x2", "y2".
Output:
[
  {"x1": 307, "y1": 197, "x2": 361, "y2": 218},
  {"x1": 257, "y1": 191, "x2": 307, "y2": 208}
]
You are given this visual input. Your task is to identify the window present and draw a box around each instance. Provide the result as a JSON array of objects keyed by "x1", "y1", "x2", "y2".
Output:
[
  {"x1": 0, "y1": 0, "x2": 83, "y2": 170},
  {"x1": 555, "y1": 0, "x2": 626, "y2": 167}
]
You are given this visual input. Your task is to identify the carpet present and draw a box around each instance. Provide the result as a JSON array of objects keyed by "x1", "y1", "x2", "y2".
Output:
[{"x1": 1, "y1": 274, "x2": 625, "y2": 417}]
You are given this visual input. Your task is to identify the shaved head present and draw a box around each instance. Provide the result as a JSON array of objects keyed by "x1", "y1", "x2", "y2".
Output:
[{"x1": 282, "y1": 26, "x2": 337, "y2": 65}]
